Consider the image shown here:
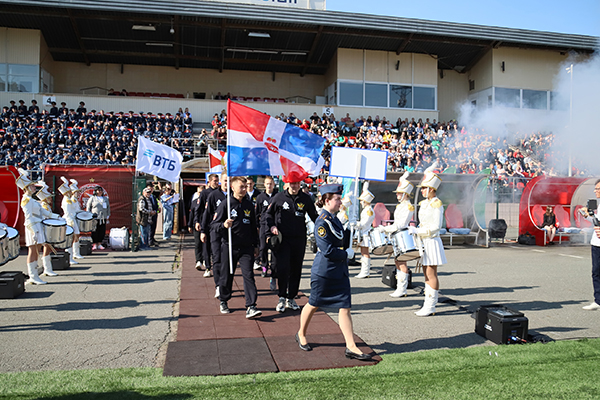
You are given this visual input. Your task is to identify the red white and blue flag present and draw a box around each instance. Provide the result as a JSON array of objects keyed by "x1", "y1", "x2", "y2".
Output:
[{"x1": 226, "y1": 100, "x2": 325, "y2": 182}]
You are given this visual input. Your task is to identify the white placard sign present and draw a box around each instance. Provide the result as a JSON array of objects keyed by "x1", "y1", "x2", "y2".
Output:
[
  {"x1": 322, "y1": 106, "x2": 334, "y2": 117},
  {"x1": 329, "y1": 147, "x2": 388, "y2": 181},
  {"x1": 43, "y1": 95, "x2": 56, "y2": 106}
]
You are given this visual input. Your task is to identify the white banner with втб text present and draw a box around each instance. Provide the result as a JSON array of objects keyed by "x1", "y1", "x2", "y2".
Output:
[{"x1": 136, "y1": 136, "x2": 183, "y2": 182}]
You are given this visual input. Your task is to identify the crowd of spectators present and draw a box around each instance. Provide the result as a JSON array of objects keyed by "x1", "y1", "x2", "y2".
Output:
[
  {"x1": 0, "y1": 100, "x2": 194, "y2": 169},
  {"x1": 1, "y1": 98, "x2": 578, "y2": 183}
]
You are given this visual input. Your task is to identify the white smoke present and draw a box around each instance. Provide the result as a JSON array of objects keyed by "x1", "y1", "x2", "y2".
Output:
[{"x1": 456, "y1": 45, "x2": 600, "y2": 175}]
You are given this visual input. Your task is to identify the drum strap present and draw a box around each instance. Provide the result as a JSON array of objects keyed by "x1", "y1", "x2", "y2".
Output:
[{"x1": 323, "y1": 219, "x2": 343, "y2": 240}]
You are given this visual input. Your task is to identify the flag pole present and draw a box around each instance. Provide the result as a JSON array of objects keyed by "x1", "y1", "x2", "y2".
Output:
[{"x1": 226, "y1": 100, "x2": 234, "y2": 276}]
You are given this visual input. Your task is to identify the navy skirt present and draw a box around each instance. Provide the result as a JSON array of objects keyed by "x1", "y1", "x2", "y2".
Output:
[{"x1": 308, "y1": 273, "x2": 351, "y2": 309}]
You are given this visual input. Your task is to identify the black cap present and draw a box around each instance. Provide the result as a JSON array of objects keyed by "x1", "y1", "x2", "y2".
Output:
[{"x1": 268, "y1": 231, "x2": 282, "y2": 251}]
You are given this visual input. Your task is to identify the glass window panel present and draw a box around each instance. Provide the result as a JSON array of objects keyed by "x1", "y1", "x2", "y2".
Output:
[
  {"x1": 414, "y1": 86, "x2": 435, "y2": 110},
  {"x1": 365, "y1": 83, "x2": 387, "y2": 107},
  {"x1": 523, "y1": 89, "x2": 547, "y2": 110},
  {"x1": 8, "y1": 76, "x2": 35, "y2": 92},
  {"x1": 550, "y1": 91, "x2": 568, "y2": 111},
  {"x1": 339, "y1": 82, "x2": 363, "y2": 106},
  {"x1": 495, "y1": 87, "x2": 520, "y2": 108},
  {"x1": 389, "y1": 85, "x2": 412, "y2": 108},
  {"x1": 0, "y1": 76, "x2": 5, "y2": 92},
  {"x1": 8, "y1": 64, "x2": 38, "y2": 76}
]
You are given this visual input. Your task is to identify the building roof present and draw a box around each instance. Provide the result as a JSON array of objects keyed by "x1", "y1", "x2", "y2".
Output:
[{"x1": 0, "y1": 0, "x2": 597, "y2": 76}]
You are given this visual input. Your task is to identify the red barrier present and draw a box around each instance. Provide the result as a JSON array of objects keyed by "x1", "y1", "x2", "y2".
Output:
[{"x1": 44, "y1": 165, "x2": 136, "y2": 233}]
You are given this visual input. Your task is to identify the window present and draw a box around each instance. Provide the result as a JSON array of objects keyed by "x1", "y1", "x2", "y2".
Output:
[
  {"x1": 523, "y1": 89, "x2": 547, "y2": 110},
  {"x1": 365, "y1": 83, "x2": 387, "y2": 107},
  {"x1": 495, "y1": 88, "x2": 520, "y2": 108},
  {"x1": 550, "y1": 91, "x2": 567, "y2": 111},
  {"x1": 1, "y1": 64, "x2": 39, "y2": 93},
  {"x1": 339, "y1": 82, "x2": 363, "y2": 106},
  {"x1": 389, "y1": 85, "x2": 412, "y2": 108},
  {"x1": 413, "y1": 86, "x2": 435, "y2": 110}
]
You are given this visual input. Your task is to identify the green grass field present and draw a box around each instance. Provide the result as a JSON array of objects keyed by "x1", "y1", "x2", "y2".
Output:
[{"x1": 2, "y1": 339, "x2": 600, "y2": 400}]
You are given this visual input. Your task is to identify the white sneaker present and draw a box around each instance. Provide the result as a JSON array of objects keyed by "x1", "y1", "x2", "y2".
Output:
[
  {"x1": 583, "y1": 302, "x2": 600, "y2": 310},
  {"x1": 195, "y1": 261, "x2": 202, "y2": 270},
  {"x1": 214, "y1": 286, "x2": 220, "y2": 298},
  {"x1": 253, "y1": 262, "x2": 262, "y2": 270},
  {"x1": 98, "y1": 244, "x2": 105, "y2": 250},
  {"x1": 203, "y1": 269, "x2": 212, "y2": 278},
  {"x1": 285, "y1": 298, "x2": 300, "y2": 311},
  {"x1": 276, "y1": 297, "x2": 286, "y2": 313}
]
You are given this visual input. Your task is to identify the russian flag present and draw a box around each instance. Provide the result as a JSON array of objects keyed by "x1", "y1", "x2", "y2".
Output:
[{"x1": 227, "y1": 100, "x2": 325, "y2": 182}]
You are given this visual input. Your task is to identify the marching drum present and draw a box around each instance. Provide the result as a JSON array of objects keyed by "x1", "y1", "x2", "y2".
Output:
[
  {"x1": 55, "y1": 226, "x2": 74, "y2": 249},
  {"x1": 76, "y1": 211, "x2": 97, "y2": 233},
  {"x1": 390, "y1": 229, "x2": 421, "y2": 262},
  {"x1": 6, "y1": 227, "x2": 20, "y2": 261},
  {"x1": 369, "y1": 230, "x2": 393, "y2": 255},
  {"x1": 42, "y1": 219, "x2": 67, "y2": 244},
  {"x1": 109, "y1": 227, "x2": 129, "y2": 250},
  {"x1": 0, "y1": 229, "x2": 8, "y2": 266}
]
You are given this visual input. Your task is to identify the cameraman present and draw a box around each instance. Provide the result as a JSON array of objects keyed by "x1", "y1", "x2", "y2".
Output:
[{"x1": 581, "y1": 179, "x2": 600, "y2": 310}]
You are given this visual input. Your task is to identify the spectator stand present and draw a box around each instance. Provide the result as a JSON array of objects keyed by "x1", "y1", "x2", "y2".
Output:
[{"x1": 519, "y1": 176, "x2": 595, "y2": 246}]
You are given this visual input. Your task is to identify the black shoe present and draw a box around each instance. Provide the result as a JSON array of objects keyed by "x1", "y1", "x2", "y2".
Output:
[
  {"x1": 345, "y1": 348, "x2": 373, "y2": 361},
  {"x1": 219, "y1": 301, "x2": 231, "y2": 314},
  {"x1": 246, "y1": 305, "x2": 262, "y2": 319},
  {"x1": 295, "y1": 333, "x2": 312, "y2": 351}
]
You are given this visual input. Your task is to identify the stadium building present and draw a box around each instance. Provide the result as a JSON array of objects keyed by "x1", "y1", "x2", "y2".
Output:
[{"x1": 0, "y1": 0, "x2": 597, "y2": 124}]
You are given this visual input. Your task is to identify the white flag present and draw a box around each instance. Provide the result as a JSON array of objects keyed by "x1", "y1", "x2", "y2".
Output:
[{"x1": 136, "y1": 136, "x2": 183, "y2": 182}]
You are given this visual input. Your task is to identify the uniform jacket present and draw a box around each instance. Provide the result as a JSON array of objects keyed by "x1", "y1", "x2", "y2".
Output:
[
  {"x1": 383, "y1": 199, "x2": 414, "y2": 233},
  {"x1": 357, "y1": 204, "x2": 375, "y2": 235},
  {"x1": 201, "y1": 189, "x2": 227, "y2": 233},
  {"x1": 416, "y1": 197, "x2": 444, "y2": 239},
  {"x1": 312, "y1": 210, "x2": 349, "y2": 280},
  {"x1": 265, "y1": 190, "x2": 318, "y2": 238},
  {"x1": 22, "y1": 194, "x2": 58, "y2": 233},
  {"x1": 211, "y1": 195, "x2": 258, "y2": 248}
]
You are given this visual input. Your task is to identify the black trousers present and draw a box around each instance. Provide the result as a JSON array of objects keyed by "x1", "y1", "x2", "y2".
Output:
[
  {"x1": 150, "y1": 214, "x2": 158, "y2": 243},
  {"x1": 203, "y1": 234, "x2": 212, "y2": 269},
  {"x1": 273, "y1": 236, "x2": 306, "y2": 299},
  {"x1": 91, "y1": 222, "x2": 106, "y2": 244},
  {"x1": 209, "y1": 229, "x2": 221, "y2": 287},
  {"x1": 258, "y1": 227, "x2": 272, "y2": 271},
  {"x1": 218, "y1": 245, "x2": 257, "y2": 308},
  {"x1": 592, "y1": 245, "x2": 600, "y2": 304},
  {"x1": 193, "y1": 228, "x2": 203, "y2": 263}
]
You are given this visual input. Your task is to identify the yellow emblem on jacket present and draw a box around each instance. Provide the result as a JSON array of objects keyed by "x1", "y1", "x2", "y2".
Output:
[
  {"x1": 243, "y1": 209, "x2": 251, "y2": 217},
  {"x1": 297, "y1": 203, "x2": 305, "y2": 210},
  {"x1": 317, "y1": 226, "x2": 326, "y2": 237},
  {"x1": 367, "y1": 210, "x2": 373, "y2": 217}
]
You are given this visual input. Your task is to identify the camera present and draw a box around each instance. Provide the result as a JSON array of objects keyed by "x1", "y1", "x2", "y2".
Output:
[{"x1": 586, "y1": 199, "x2": 600, "y2": 227}]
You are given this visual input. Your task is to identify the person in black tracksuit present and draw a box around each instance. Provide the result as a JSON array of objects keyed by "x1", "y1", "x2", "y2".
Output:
[
  {"x1": 246, "y1": 176, "x2": 262, "y2": 206},
  {"x1": 195, "y1": 174, "x2": 220, "y2": 272},
  {"x1": 188, "y1": 186, "x2": 205, "y2": 269},
  {"x1": 266, "y1": 180, "x2": 318, "y2": 313},
  {"x1": 255, "y1": 176, "x2": 278, "y2": 280},
  {"x1": 201, "y1": 173, "x2": 228, "y2": 291},
  {"x1": 211, "y1": 176, "x2": 262, "y2": 318}
]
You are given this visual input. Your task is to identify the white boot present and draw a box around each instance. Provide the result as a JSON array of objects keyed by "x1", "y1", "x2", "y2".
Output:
[
  {"x1": 390, "y1": 270, "x2": 409, "y2": 297},
  {"x1": 67, "y1": 247, "x2": 79, "y2": 265},
  {"x1": 27, "y1": 261, "x2": 47, "y2": 285},
  {"x1": 415, "y1": 284, "x2": 438, "y2": 316},
  {"x1": 355, "y1": 257, "x2": 371, "y2": 278},
  {"x1": 42, "y1": 255, "x2": 58, "y2": 276},
  {"x1": 73, "y1": 242, "x2": 84, "y2": 259}
]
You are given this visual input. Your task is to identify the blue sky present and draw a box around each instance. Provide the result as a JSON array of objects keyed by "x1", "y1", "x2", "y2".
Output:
[{"x1": 326, "y1": 0, "x2": 600, "y2": 37}]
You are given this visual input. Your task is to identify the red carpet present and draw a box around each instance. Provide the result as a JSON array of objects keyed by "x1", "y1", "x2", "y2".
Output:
[{"x1": 163, "y1": 246, "x2": 381, "y2": 376}]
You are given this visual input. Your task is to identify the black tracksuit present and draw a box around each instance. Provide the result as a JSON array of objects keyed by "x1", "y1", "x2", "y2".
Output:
[
  {"x1": 202, "y1": 188, "x2": 227, "y2": 286},
  {"x1": 265, "y1": 189, "x2": 318, "y2": 300},
  {"x1": 255, "y1": 190, "x2": 277, "y2": 270},
  {"x1": 212, "y1": 195, "x2": 259, "y2": 307}
]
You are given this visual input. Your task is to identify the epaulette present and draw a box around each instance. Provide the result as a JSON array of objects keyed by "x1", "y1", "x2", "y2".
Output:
[
  {"x1": 431, "y1": 199, "x2": 443, "y2": 208},
  {"x1": 408, "y1": 204, "x2": 415, "y2": 212},
  {"x1": 367, "y1": 210, "x2": 373, "y2": 217},
  {"x1": 21, "y1": 197, "x2": 30, "y2": 207}
]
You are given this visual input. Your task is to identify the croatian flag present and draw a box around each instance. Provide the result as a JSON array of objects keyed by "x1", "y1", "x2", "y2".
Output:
[
  {"x1": 208, "y1": 146, "x2": 226, "y2": 173},
  {"x1": 227, "y1": 100, "x2": 325, "y2": 182}
]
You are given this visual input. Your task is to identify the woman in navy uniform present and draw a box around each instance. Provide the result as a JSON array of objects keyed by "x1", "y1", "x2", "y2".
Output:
[{"x1": 296, "y1": 184, "x2": 373, "y2": 361}]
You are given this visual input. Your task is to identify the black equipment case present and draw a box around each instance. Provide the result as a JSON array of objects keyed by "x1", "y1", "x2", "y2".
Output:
[
  {"x1": 51, "y1": 252, "x2": 71, "y2": 270},
  {"x1": 475, "y1": 305, "x2": 528, "y2": 344},
  {"x1": 0, "y1": 271, "x2": 25, "y2": 298}
]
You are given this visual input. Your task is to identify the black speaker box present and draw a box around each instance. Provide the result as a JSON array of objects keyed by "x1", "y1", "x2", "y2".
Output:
[
  {"x1": 488, "y1": 219, "x2": 507, "y2": 239},
  {"x1": 0, "y1": 271, "x2": 25, "y2": 299},
  {"x1": 51, "y1": 252, "x2": 70, "y2": 270},
  {"x1": 381, "y1": 266, "x2": 412, "y2": 289},
  {"x1": 79, "y1": 240, "x2": 93, "y2": 256},
  {"x1": 475, "y1": 305, "x2": 528, "y2": 344}
]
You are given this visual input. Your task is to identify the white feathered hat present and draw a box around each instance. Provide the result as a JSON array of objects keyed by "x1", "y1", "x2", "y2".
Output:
[
  {"x1": 58, "y1": 176, "x2": 71, "y2": 194},
  {"x1": 358, "y1": 181, "x2": 374, "y2": 203},
  {"x1": 16, "y1": 168, "x2": 34, "y2": 190},
  {"x1": 69, "y1": 179, "x2": 79, "y2": 192},
  {"x1": 420, "y1": 162, "x2": 442, "y2": 190},
  {"x1": 341, "y1": 194, "x2": 353, "y2": 208},
  {"x1": 36, "y1": 181, "x2": 52, "y2": 201},
  {"x1": 393, "y1": 171, "x2": 414, "y2": 195}
]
